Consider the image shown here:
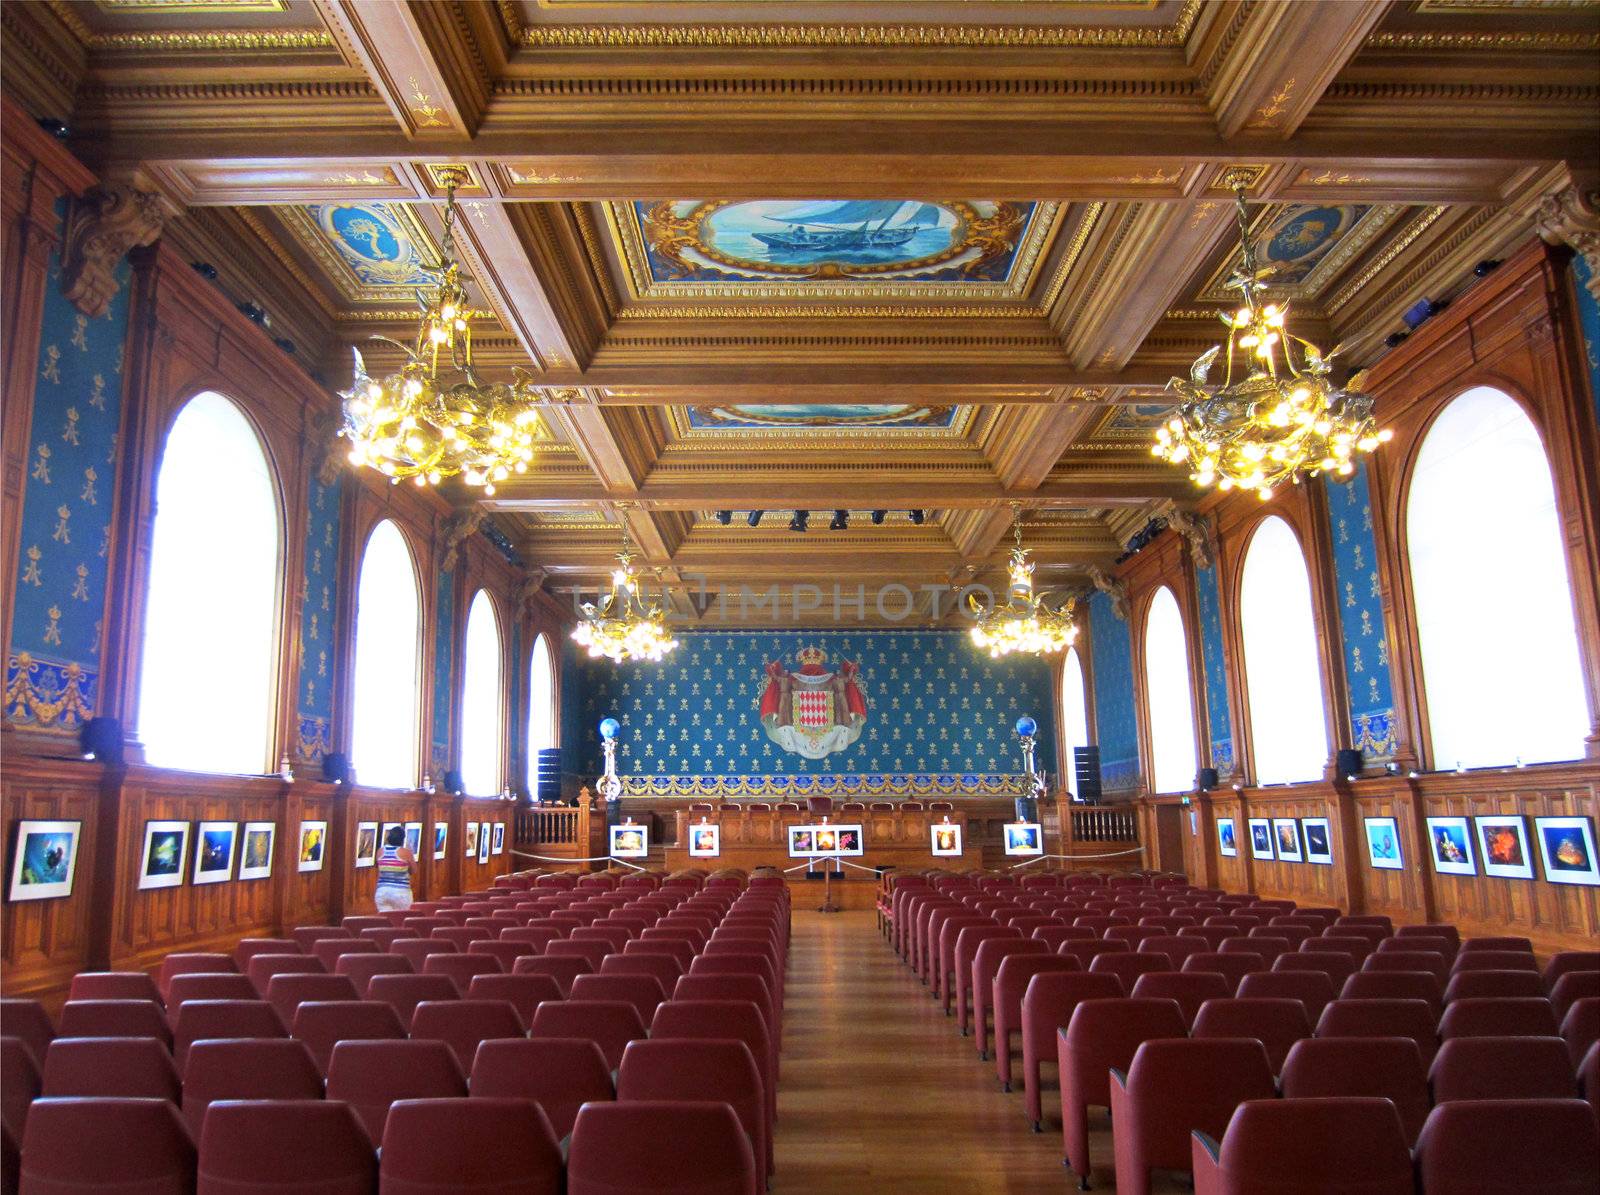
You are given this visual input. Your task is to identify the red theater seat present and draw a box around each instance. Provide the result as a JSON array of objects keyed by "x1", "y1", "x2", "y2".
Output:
[
  {"x1": 366, "y1": 974, "x2": 460, "y2": 1028},
  {"x1": 1191, "y1": 1097, "x2": 1413, "y2": 1195},
  {"x1": 1364, "y1": 950, "x2": 1449, "y2": 985},
  {"x1": 41, "y1": 1036, "x2": 180, "y2": 1102},
  {"x1": 1552, "y1": 971, "x2": 1600, "y2": 1020},
  {"x1": 1342, "y1": 970, "x2": 1444, "y2": 1015},
  {"x1": 1397, "y1": 923, "x2": 1461, "y2": 949},
  {"x1": 379, "y1": 1097, "x2": 563, "y2": 1195},
  {"x1": 325, "y1": 1039, "x2": 467, "y2": 1146},
  {"x1": 310, "y1": 938, "x2": 378, "y2": 970},
  {"x1": 157, "y1": 953, "x2": 237, "y2": 1000},
  {"x1": 1058, "y1": 996, "x2": 1188, "y2": 1184},
  {"x1": 569, "y1": 974, "x2": 668, "y2": 1026},
  {"x1": 234, "y1": 939, "x2": 298, "y2": 970},
  {"x1": 1020, "y1": 971, "x2": 1125, "y2": 1132},
  {"x1": 971, "y1": 939, "x2": 1049, "y2": 1060},
  {"x1": 1439, "y1": 996, "x2": 1561, "y2": 1040},
  {"x1": 467, "y1": 973, "x2": 563, "y2": 1028},
  {"x1": 1459, "y1": 935, "x2": 1534, "y2": 955},
  {"x1": 1429, "y1": 1035, "x2": 1579, "y2": 1102},
  {"x1": 290, "y1": 926, "x2": 352, "y2": 952},
  {"x1": 1191, "y1": 997, "x2": 1313, "y2": 1073},
  {"x1": 289, "y1": 999, "x2": 407, "y2": 1076},
  {"x1": 1, "y1": 1037, "x2": 40, "y2": 1139},
  {"x1": 1088, "y1": 952, "x2": 1166, "y2": 990},
  {"x1": 20, "y1": 1096, "x2": 196, "y2": 1193},
  {"x1": 650, "y1": 1000, "x2": 774, "y2": 1138},
  {"x1": 56, "y1": 1000, "x2": 171, "y2": 1047},
  {"x1": 567, "y1": 1101, "x2": 757, "y2": 1195},
  {"x1": 180, "y1": 1038, "x2": 323, "y2": 1136},
  {"x1": 1, "y1": 999, "x2": 54, "y2": 1068},
  {"x1": 410, "y1": 1000, "x2": 527, "y2": 1072},
  {"x1": 1109, "y1": 1038, "x2": 1276, "y2": 1195},
  {"x1": 196, "y1": 1099, "x2": 374, "y2": 1194},
  {"x1": 1182, "y1": 952, "x2": 1261, "y2": 994},
  {"x1": 672, "y1": 976, "x2": 775, "y2": 1041},
  {"x1": 1451, "y1": 950, "x2": 1540, "y2": 974},
  {"x1": 1561, "y1": 997, "x2": 1599, "y2": 1066},
  {"x1": 1273, "y1": 951, "x2": 1356, "y2": 988},
  {"x1": 1414, "y1": 1099, "x2": 1600, "y2": 1195},
  {"x1": 166, "y1": 972, "x2": 259, "y2": 1012},
  {"x1": 514, "y1": 954, "x2": 588, "y2": 996},
  {"x1": 333, "y1": 952, "x2": 412, "y2": 996},
  {"x1": 264, "y1": 972, "x2": 360, "y2": 1027},
  {"x1": 1581, "y1": 1042, "x2": 1600, "y2": 1117},
  {"x1": 1130, "y1": 971, "x2": 1230, "y2": 1030},
  {"x1": 1544, "y1": 951, "x2": 1600, "y2": 992},
  {"x1": 422, "y1": 952, "x2": 505, "y2": 995},
  {"x1": 469, "y1": 1037, "x2": 613, "y2": 1140},
  {"x1": 66, "y1": 972, "x2": 163, "y2": 1006},
  {"x1": 617, "y1": 1038, "x2": 769, "y2": 1179},
  {"x1": 391, "y1": 939, "x2": 456, "y2": 970},
  {"x1": 244, "y1": 953, "x2": 324, "y2": 997},
  {"x1": 1317, "y1": 998, "x2": 1439, "y2": 1065},
  {"x1": 993, "y1": 956, "x2": 1080, "y2": 1091},
  {"x1": 169, "y1": 999, "x2": 285, "y2": 1069},
  {"x1": 527, "y1": 999, "x2": 647, "y2": 1071},
  {"x1": 1443, "y1": 968, "x2": 1544, "y2": 1003},
  {"x1": 1279, "y1": 1036, "x2": 1430, "y2": 1143}
]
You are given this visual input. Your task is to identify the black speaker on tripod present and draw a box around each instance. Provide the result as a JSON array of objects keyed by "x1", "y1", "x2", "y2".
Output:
[
  {"x1": 1073, "y1": 746, "x2": 1103, "y2": 805},
  {"x1": 80, "y1": 717, "x2": 123, "y2": 765},
  {"x1": 321, "y1": 752, "x2": 349, "y2": 784},
  {"x1": 1336, "y1": 748, "x2": 1364, "y2": 779}
]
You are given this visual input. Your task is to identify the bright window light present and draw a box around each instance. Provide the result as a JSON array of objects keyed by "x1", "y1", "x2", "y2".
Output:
[
  {"x1": 139, "y1": 393, "x2": 280, "y2": 773},
  {"x1": 526, "y1": 633, "x2": 555, "y2": 791},
  {"x1": 460, "y1": 589, "x2": 503, "y2": 796},
  {"x1": 350, "y1": 520, "x2": 420, "y2": 789},
  {"x1": 1061, "y1": 645, "x2": 1089, "y2": 797},
  {"x1": 1240, "y1": 515, "x2": 1329, "y2": 783},
  {"x1": 1144, "y1": 586, "x2": 1199, "y2": 793},
  {"x1": 1407, "y1": 386, "x2": 1587, "y2": 768}
]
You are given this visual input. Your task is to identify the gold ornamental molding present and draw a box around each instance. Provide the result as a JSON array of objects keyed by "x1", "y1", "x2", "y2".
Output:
[
  {"x1": 1366, "y1": 29, "x2": 1600, "y2": 50},
  {"x1": 1325, "y1": 206, "x2": 1449, "y2": 315},
  {"x1": 615, "y1": 303, "x2": 1043, "y2": 320},
  {"x1": 45, "y1": 3, "x2": 336, "y2": 51}
]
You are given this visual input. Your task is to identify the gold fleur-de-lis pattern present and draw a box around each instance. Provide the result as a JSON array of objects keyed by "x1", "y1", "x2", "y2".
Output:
[
  {"x1": 7, "y1": 242, "x2": 131, "y2": 732},
  {"x1": 295, "y1": 473, "x2": 342, "y2": 762},
  {"x1": 1194, "y1": 562, "x2": 1235, "y2": 777},
  {"x1": 430, "y1": 567, "x2": 455, "y2": 778},
  {"x1": 1573, "y1": 256, "x2": 1600, "y2": 428},
  {"x1": 1327, "y1": 463, "x2": 1397, "y2": 760},
  {"x1": 1086, "y1": 590, "x2": 1142, "y2": 792},
  {"x1": 578, "y1": 629, "x2": 1057, "y2": 797}
]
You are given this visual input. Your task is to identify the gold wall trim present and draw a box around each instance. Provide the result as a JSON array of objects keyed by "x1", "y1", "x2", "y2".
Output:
[
  {"x1": 1366, "y1": 29, "x2": 1600, "y2": 50},
  {"x1": 520, "y1": 18, "x2": 1198, "y2": 50},
  {"x1": 1325, "y1": 205, "x2": 1448, "y2": 315}
]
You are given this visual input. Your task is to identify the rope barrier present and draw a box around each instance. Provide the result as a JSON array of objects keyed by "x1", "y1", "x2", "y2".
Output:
[
  {"x1": 1007, "y1": 847, "x2": 1144, "y2": 870},
  {"x1": 506, "y1": 848, "x2": 646, "y2": 872}
]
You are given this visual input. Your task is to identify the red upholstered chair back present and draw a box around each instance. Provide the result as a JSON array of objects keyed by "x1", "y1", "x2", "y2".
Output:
[
  {"x1": 466, "y1": 973, "x2": 563, "y2": 1029},
  {"x1": 1414, "y1": 1099, "x2": 1600, "y2": 1195},
  {"x1": 1193, "y1": 1098, "x2": 1414, "y2": 1195},
  {"x1": 1439, "y1": 995, "x2": 1561, "y2": 1040},
  {"x1": 170, "y1": 999, "x2": 286, "y2": 1068},
  {"x1": 65, "y1": 972, "x2": 163, "y2": 1006},
  {"x1": 617, "y1": 1039, "x2": 769, "y2": 1179},
  {"x1": 1316, "y1": 998, "x2": 1441, "y2": 1066},
  {"x1": 166, "y1": 972, "x2": 258, "y2": 1012},
  {"x1": 56, "y1": 1000, "x2": 172, "y2": 1048},
  {"x1": 1130, "y1": 970, "x2": 1230, "y2": 1029},
  {"x1": 1108, "y1": 1038, "x2": 1275, "y2": 1178},
  {"x1": 409, "y1": 999, "x2": 527, "y2": 1071},
  {"x1": 0, "y1": 1037, "x2": 40, "y2": 1141},
  {"x1": 196, "y1": 1099, "x2": 375, "y2": 1193},
  {"x1": 41, "y1": 1036, "x2": 181, "y2": 1102},
  {"x1": 1191, "y1": 996, "x2": 1313, "y2": 1073},
  {"x1": 567, "y1": 1101, "x2": 757, "y2": 1195},
  {"x1": 21, "y1": 1096, "x2": 196, "y2": 1192},
  {"x1": 1342, "y1": 969, "x2": 1444, "y2": 1015},
  {"x1": 379, "y1": 1097, "x2": 563, "y2": 1195},
  {"x1": 366, "y1": 974, "x2": 460, "y2": 1027},
  {"x1": 265, "y1": 972, "x2": 361, "y2": 1027},
  {"x1": 468, "y1": 1037, "x2": 612, "y2": 1141},
  {"x1": 325, "y1": 1039, "x2": 467, "y2": 1146},
  {"x1": 1428, "y1": 1035, "x2": 1580, "y2": 1103},
  {"x1": 179, "y1": 1038, "x2": 322, "y2": 1137},
  {"x1": 527, "y1": 999, "x2": 647, "y2": 1071},
  {"x1": 1442, "y1": 968, "x2": 1543, "y2": 1004},
  {"x1": 289, "y1": 999, "x2": 407, "y2": 1076},
  {"x1": 1279, "y1": 1036, "x2": 1431, "y2": 1144}
]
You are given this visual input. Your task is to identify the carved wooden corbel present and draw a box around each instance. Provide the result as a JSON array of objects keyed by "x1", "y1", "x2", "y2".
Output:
[
  {"x1": 60, "y1": 186, "x2": 168, "y2": 317},
  {"x1": 517, "y1": 566, "x2": 549, "y2": 614},
  {"x1": 309, "y1": 409, "x2": 346, "y2": 487},
  {"x1": 1086, "y1": 566, "x2": 1130, "y2": 620},
  {"x1": 439, "y1": 507, "x2": 484, "y2": 572},
  {"x1": 1534, "y1": 184, "x2": 1600, "y2": 299},
  {"x1": 1159, "y1": 501, "x2": 1214, "y2": 570}
]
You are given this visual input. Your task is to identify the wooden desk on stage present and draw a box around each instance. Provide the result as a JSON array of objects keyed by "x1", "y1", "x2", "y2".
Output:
[{"x1": 664, "y1": 807, "x2": 968, "y2": 908}]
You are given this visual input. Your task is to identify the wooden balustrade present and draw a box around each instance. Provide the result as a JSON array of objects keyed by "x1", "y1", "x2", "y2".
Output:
[
  {"x1": 511, "y1": 788, "x2": 605, "y2": 868},
  {"x1": 1067, "y1": 804, "x2": 1141, "y2": 843}
]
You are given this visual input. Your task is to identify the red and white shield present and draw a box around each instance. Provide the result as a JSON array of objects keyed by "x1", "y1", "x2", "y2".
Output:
[{"x1": 792, "y1": 689, "x2": 834, "y2": 735}]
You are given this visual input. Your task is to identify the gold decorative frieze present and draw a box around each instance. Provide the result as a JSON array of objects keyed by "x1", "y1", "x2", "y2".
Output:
[
  {"x1": 1325, "y1": 206, "x2": 1448, "y2": 314},
  {"x1": 1367, "y1": 29, "x2": 1600, "y2": 50}
]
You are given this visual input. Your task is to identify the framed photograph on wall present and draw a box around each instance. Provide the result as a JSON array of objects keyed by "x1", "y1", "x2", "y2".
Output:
[
  {"x1": 1363, "y1": 817, "x2": 1404, "y2": 870},
  {"x1": 296, "y1": 820, "x2": 328, "y2": 873},
  {"x1": 1003, "y1": 823, "x2": 1043, "y2": 857},
  {"x1": 9, "y1": 819, "x2": 83, "y2": 902},
  {"x1": 1216, "y1": 818, "x2": 1238, "y2": 858},
  {"x1": 1300, "y1": 818, "x2": 1333, "y2": 866},
  {"x1": 1474, "y1": 815, "x2": 1535, "y2": 881},
  {"x1": 379, "y1": 823, "x2": 402, "y2": 859},
  {"x1": 136, "y1": 820, "x2": 190, "y2": 891},
  {"x1": 1272, "y1": 819, "x2": 1303, "y2": 863},
  {"x1": 1424, "y1": 816, "x2": 1476, "y2": 876},
  {"x1": 1534, "y1": 816, "x2": 1599, "y2": 886},
  {"x1": 238, "y1": 822, "x2": 276, "y2": 881},
  {"x1": 194, "y1": 821, "x2": 238, "y2": 884},
  {"x1": 491, "y1": 823, "x2": 505, "y2": 855},
  {"x1": 477, "y1": 826, "x2": 491, "y2": 864},
  {"x1": 1247, "y1": 818, "x2": 1274, "y2": 860},
  {"x1": 354, "y1": 822, "x2": 378, "y2": 869},
  {"x1": 930, "y1": 821, "x2": 963, "y2": 857},
  {"x1": 403, "y1": 822, "x2": 423, "y2": 857},
  {"x1": 688, "y1": 822, "x2": 721, "y2": 858},
  {"x1": 464, "y1": 822, "x2": 479, "y2": 857},
  {"x1": 432, "y1": 822, "x2": 448, "y2": 861}
]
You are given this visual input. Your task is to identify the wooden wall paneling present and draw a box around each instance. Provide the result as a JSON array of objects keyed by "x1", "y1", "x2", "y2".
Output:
[
  {"x1": 282, "y1": 781, "x2": 339, "y2": 931},
  {"x1": 341, "y1": 788, "x2": 427, "y2": 918},
  {"x1": 1349, "y1": 780, "x2": 1435, "y2": 924},
  {"x1": 1207, "y1": 793, "x2": 1250, "y2": 893},
  {"x1": 1230, "y1": 784, "x2": 1348, "y2": 909}
]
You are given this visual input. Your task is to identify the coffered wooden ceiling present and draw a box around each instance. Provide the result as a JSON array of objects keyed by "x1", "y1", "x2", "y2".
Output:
[{"x1": 5, "y1": 0, "x2": 1596, "y2": 625}]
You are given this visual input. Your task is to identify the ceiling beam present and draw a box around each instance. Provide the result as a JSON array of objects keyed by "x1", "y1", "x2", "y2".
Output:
[{"x1": 311, "y1": 0, "x2": 489, "y2": 140}]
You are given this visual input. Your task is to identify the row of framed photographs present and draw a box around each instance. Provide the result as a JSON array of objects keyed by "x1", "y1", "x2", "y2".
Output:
[
  {"x1": 1214, "y1": 811, "x2": 1600, "y2": 886},
  {"x1": 463, "y1": 821, "x2": 506, "y2": 864},
  {"x1": 1218, "y1": 817, "x2": 1334, "y2": 865},
  {"x1": 134, "y1": 819, "x2": 327, "y2": 890}
]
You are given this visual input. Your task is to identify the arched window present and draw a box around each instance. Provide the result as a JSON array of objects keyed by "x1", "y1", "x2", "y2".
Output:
[
  {"x1": 1143, "y1": 586, "x2": 1199, "y2": 793},
  {"x1": 139, "y1": 393, "x2": 281, "y2": 772},
  {"x1": 1060, "y1": 646, "x2": 1090, "y2": 797},
  {"x1": 1407, "y1": 386, "x2": 1587, "y2": 767},
  {"x1": 460, "y1": 589, "x2": 504, "y2": 796},
  {"x1": 1239, "y1": 515, "x2": 1328, "y2": 784},
  {"x1": 350, "y1": 520, "x2": 420, "y2": 789},
  {"x1": 526, "y1": 633, "x2": 556, "y2": 791}
]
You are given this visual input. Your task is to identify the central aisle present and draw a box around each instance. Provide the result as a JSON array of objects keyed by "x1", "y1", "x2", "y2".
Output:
[{"x1": 770, "y1": 908, "x2": 1072, "y2": 1194}]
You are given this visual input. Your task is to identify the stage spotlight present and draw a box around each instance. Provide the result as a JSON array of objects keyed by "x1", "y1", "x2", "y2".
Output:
[
  {"x1": 829, "y1": 510, "x2": 848, "y2": 530},
  {"x1": 788, "y1": 510, "x2": 809, "y2": 532},
  {"x1": 908, "y1": 509, "x2": 925, "y2": 525},
  {"x1": 715, "y1": 510, "x2": 732, "y2": 525},
  {"x1": 747, "y1": 510, "x2": 764, "y2": 527},
  {"x1": 870, "y1": 510, "x2": 886, "y2": 525}
]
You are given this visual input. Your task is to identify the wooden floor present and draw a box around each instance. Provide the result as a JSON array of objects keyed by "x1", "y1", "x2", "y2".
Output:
[{"x1": 772, "y1": 909, "x2": 1190, "y2": 1194}]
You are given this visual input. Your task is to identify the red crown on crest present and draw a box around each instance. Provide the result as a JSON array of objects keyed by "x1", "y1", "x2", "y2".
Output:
[{"x1": 796, "y1": 645, "x2": 827, "y2": 666}]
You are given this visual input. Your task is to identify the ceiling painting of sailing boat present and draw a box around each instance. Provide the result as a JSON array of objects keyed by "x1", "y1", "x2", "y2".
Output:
[
  {"x1": 685, "y1": 404, "x2": 957, "y2": 431},
  {"x1": 623, "y1": 200, "x2": 1045, "y2": 289}
]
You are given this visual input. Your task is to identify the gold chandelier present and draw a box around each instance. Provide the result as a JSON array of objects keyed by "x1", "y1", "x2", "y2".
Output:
[
  {"x1": 572, "y1": 520, "x2": 680, "y2": 664},
  {"x1": 339, "y1": 168, "x2": 545, "y2": 495},
  {"x1": 1152, "y1": 181, "x2": 1391, "y2": 499},
  {"x1": 968, "y1": 508, "x2": 1079, "y2": 658}
]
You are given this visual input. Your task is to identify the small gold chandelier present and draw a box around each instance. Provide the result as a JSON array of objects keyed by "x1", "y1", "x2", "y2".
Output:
[
  {"x1": 969, "y1": 508, "x2": 1079, "y2": 659},
  {"x1": 1153, "y1": 181, "x2": 1391, "y2": 499},
  {"x1": 339, "y1": 168, "x2": 545, "y2": 495},
  {"x1": 572, "y1": 520, "x2": 680, "y2": 664}
]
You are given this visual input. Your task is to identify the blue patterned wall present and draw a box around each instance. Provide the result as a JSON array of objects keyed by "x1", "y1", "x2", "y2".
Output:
[
  {"x1": 509, "y1": 619, "x2": 523, "y2": 790},
  {"x1": 295, "y1": 473, "x2": 341, "y2": 761},
  {"x1": 6, "y1": 223, "x2": 131, "y2": 735},
  {"x1": 1326, "y1": 464, "x2": 1398, "y2": 762},
  {"x1": 1194, "y1": 563, "x2": 1235, "y2": 776},
  {"x1": 1087, "y1": 591, "x2": 1141, "y2": 792},
  {"x1": 430, "y1": 568, "x2": 454, "y2": 779},
  {"x1": 1573, "y1": 255, "x2": 1600, "y2": 425},
  {"x1": 560, "y1": 637, "x2": 584, "y2": 776},
  {"x1": 570, "y1": 628, "x2": 1054, "y2": 797}
]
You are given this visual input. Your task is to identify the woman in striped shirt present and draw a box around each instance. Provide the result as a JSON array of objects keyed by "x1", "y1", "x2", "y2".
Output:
[{"x1": 374, "y1": 824, "x2": 414, "y2": 912}]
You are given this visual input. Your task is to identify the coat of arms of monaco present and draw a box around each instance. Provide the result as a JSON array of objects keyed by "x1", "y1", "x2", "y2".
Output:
[{"x1": 758, "y1": 646, "x2": 868, "y2": 760}]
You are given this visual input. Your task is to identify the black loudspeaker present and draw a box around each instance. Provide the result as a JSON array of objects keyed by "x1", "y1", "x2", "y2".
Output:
[
  {"x1": 1073, "y1": 746, "x2": 1103, "y2": 805},
  {"x1": 80, "y1": 716, "x2": 123, "y2": 765},
  {"x1": 1197, "y1": 767, "x2": 1219, "y2": 791},
  {"x1": 442, "y1": 769, "x2": 465, "y2": 795},
  {"x1": 1336, "y1": 748, "x2": 1364, "y2": 779},
  {"x1": 320, "y1": 752, "x2": 349, "y2": 784}
]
